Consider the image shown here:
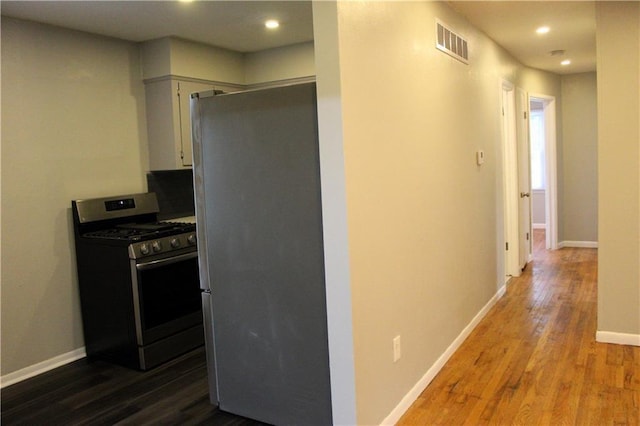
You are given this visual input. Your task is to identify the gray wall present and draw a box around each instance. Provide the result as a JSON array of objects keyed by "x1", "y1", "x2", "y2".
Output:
[
  {"x1": 596, "y1": 2, "x2": 640, "y2": 337},
  {"x1": 561, "y1": 72, "x2": 598, "y2": 243},
  {"x1": 1, "y1": 18, "x2": 149, "y2": 376},
  {"x1": 532, "y1": 189, "x2": 546, "y2": 225}
]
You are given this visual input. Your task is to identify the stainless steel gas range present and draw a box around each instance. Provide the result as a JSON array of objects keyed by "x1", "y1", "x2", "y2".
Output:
[{"x1": 72, "y1": 192, "x2": 203, "y2": 370}]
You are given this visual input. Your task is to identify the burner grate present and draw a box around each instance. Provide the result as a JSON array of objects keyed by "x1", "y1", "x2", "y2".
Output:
[{"x1": 83, "y1": 222, "x2": 195, "y2": 241}]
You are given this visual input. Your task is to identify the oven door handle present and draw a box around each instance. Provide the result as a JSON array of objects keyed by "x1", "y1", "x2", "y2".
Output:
[{"x1": 135, "y1": 251, "x2": 198, "y2": 271}]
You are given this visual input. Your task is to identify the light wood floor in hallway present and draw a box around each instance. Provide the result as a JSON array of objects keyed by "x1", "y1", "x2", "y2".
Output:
[{"x1": 397, "y1": 230, "x2": 639, "y2": 425}]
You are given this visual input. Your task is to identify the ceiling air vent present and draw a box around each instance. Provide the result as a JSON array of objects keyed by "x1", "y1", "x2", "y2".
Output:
[{"x1": 436, "y1": 19, "x2": 469, "y2": 64}]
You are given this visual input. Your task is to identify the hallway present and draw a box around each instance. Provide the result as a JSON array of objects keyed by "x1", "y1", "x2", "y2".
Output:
[{"x1": 398, "y1": 230, "x2": 640, "y2": 424}]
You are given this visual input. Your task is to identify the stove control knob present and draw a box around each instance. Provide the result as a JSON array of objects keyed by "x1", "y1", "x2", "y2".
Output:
[
  {"x1": 152, "y1": 241, "x2": 162, "y2": 253},
  {"x1": 140, "y1": 243, "x2": 150, "y2": 255},
  {"x1": 170, "y1": 238, "x2": 181, "y2": 248},
  {"x1": 187, "y1": 234, "x2": 197, "y2": 245}
]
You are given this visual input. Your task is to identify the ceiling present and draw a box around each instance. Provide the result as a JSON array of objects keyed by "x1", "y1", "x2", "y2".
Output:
[
  {"x1": 0, "y1": 1, "x2": 596, "y2": 75},
  {"x1": 0, "y1": 1, "x2": 314, "y2": 53},
  {"x1": 450, "y1": 1, "x2": 596, "y2": 75}
]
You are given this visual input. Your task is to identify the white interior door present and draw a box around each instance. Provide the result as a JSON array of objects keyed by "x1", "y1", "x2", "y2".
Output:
[
  {"x1": 516, "y1": 88, "x2": 532, "y2": 268},
  {"x1": 177, "y1": 80, "x2": 216, "y2": 167},
  {"x1": 501, "y1": 81, "x2": 520, "y2": 279}
]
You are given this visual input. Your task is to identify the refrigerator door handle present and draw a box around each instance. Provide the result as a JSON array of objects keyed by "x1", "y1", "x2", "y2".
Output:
[
  {"x1": 201, "y1": 291, "x2": 219, "y2": 405},
  {"x1": 191, "y1": 93, "x2": 212, "y2": 293}
]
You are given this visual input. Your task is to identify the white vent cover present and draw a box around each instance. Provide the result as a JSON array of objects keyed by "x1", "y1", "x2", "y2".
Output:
[{"x1": 436, "y1": 20, "x2": 469, "y2": 64}]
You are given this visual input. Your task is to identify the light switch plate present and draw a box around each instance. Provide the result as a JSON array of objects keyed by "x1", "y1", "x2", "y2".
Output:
[
  {"x1": 476, "y1": 150, "x2": 485, "y2": 165},
  {"x1": 393, "y1": 335, "x2": 401, "y2": 362}
]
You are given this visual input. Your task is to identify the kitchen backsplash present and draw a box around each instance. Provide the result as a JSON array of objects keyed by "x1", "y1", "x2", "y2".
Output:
[{"x1": 147, "y1": 170, "x2": 195, "y2": 220}]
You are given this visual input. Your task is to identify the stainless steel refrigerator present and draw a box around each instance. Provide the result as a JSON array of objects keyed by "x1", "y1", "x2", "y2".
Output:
[{"x1": 190, "y1": 82, "x2": 332, "y2": 425}]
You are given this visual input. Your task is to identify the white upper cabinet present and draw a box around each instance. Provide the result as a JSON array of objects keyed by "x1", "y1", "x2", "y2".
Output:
[{"x1": 145, "y1": 78, "x2": 222, "y2": 169}]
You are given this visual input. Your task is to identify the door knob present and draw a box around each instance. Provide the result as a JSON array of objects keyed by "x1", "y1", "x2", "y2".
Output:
[{"x1": 520, "y1": 192, "x2": 530, "y2": 198}]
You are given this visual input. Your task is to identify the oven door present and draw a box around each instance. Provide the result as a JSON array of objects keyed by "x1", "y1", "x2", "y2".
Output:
[{"x1": 131, "y1": 250, "x2": 202, "y2": 345}]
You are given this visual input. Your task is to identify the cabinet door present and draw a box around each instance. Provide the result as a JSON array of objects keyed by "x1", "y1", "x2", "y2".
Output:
[
  {"x1": 177, "y1": 81, "x2": 217, "y2": 167},
  {"x1": 147, "y1": 79, "x2": 241, "y2": 170},
  {"x1": 146, "y1": 79, "x2": 181, "y2": 170}
]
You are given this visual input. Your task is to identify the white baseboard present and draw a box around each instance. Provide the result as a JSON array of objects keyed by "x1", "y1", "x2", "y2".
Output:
[
  {"x1": 596, "y1": 331, "x2": 640, "y2": 346},
  {"x1": 1, "y1": 347, "x2": 86, "y2": 389},
  {"x1": 380, "y1": 283, "x2": 507, "y2": 425},
  {"x1": 559, "y1": 240, "x2": 598, "y2": 248},
  {"x1": 532, "y1": 223, "x2": 546, "y2": 229}
]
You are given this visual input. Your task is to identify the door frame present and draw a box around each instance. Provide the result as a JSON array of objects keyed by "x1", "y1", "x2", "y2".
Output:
[{"x1": 529, "y1": 93, "x2": 558, "y2": 250}]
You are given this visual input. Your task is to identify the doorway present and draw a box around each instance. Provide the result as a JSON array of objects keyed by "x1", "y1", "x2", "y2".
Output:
[
  {"x1": 502, "y1": 88, "x2": 558, "y2": 283},
  {"x1": 529, "y1": 94, "x2": 558, "y2": 250},
  {"x1": 529, "y1": 99, "x2": 546, "y2": 233}
]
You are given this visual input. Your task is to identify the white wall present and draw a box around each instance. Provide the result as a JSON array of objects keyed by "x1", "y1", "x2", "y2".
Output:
[
  {"x1": 1, "y1": 17, "x2": 149, "y2": 376},
  {"x1": 312, "y1": 2, "x2": 357, "y2": 423},
  {"x1": 313, "y1": 1, "x2": 561, "y2": 424},
  {"x1": 596, "y1": 2, "x2": 640, "y2": 339},
  {"x1": 530, "y1": 103, "x2": 546, "y2": 227}
]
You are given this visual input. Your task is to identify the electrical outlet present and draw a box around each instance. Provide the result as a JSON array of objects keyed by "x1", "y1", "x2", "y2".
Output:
[{"x1": 393, "y1": 335, "x2": 401, "y2": 362}]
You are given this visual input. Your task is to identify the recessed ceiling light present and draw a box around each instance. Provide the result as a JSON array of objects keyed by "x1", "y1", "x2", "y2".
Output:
[
  {"x1": 536, "y1": 26, "x2": 550, "y2": 34},
  {"x1": 265, "y1": 20, "x2": 280, "y2": 29},
  {"x1": 561, "y1": 60, "x2": 571, "y2": 66}
]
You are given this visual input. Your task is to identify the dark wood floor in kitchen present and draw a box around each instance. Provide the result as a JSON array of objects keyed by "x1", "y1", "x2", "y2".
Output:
[{"x1": 1, "y1": 347, "x2": 268, "y2": 426}]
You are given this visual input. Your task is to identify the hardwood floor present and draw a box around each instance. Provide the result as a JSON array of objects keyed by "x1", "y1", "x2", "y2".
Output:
[
  {"x1": 3, "y1": 231, "x2": 639, "y2": 425},
  {"x1": 1, "y1": 347, "x2": 267, "y2": 425},
  {"x1": 398, "y1": 229, "x2": 640, "y2": 425}
]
